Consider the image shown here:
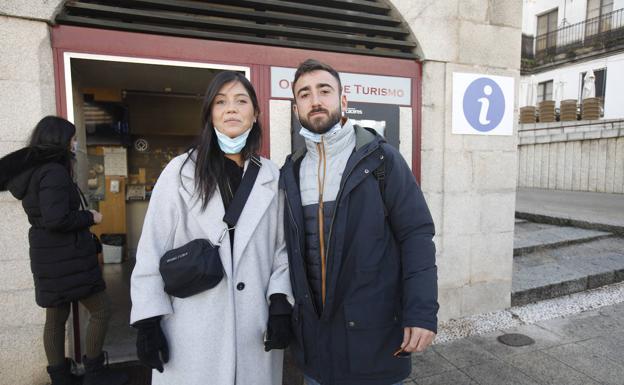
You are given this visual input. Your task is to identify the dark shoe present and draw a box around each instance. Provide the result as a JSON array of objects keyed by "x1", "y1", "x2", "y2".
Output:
[
  {"x1": 82, "y1": 352, "x2": 128, "y2": 385},
  {"x1": 46, "y1": 358, "x2": 82, "y2": 385}
]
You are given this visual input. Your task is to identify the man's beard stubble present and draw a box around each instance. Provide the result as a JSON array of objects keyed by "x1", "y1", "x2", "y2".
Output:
[{"x1": 298, "y1": 106, "x2": 342, "y2": 134}]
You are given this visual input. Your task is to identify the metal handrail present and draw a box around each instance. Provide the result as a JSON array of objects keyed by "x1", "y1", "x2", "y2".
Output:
[{"x1": 526, "y1": 8, "x2": 624, "y2": 60}]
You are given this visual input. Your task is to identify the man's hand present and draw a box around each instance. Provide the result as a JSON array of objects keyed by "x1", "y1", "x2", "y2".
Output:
[{"x1": 401, "y1": 327, "x2": 436, "y2": 353}]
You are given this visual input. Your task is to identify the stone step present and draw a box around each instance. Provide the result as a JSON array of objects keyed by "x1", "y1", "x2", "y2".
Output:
[
  {"x1": 516, "y1": 211, "x2": 624, "y2": 236},
  {"x1": 511, "y1": 237, "x2": 624, "y2": 306},
  {"x1": 514, "y1": 221, "x2": 612, "y2": 256}
]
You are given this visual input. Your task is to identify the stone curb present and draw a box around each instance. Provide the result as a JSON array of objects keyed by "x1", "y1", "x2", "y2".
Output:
[
  {"x1": 515, "y1": 212, "x2": 624, "y2": 236},
  {"x1": 513, "y1": 233, "x2": 613, "y2": 256},
  {"x1": 511, "y1": 269, "x2": 624, "y2": 306}
]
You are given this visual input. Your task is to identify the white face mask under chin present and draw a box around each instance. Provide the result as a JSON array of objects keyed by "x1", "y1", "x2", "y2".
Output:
[
  {"x1": 299, "y1": 121, "x2": 342, "y2": 143},
  {"x1": 214, "y1": 127, "x2": 252, "y2": 154}
]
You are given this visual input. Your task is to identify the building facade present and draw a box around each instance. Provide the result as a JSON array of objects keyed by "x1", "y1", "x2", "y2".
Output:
[
  {"x1": 0, "y1": 1, "x2": 521, "y2": 383},
  {"x1": 519, "y1": 0, "x2": 624, "y2": 193},
  {"x1": 521, "y1": 0, "x2": 624, "y2": 117}
]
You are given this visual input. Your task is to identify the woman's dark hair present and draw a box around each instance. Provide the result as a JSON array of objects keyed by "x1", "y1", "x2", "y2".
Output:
[
  {"x1": 183, "y1": 71, "x2": 262, "y2": 210},
  {"x1": 29, "y1": 116, "x2": 76, "y2": 148},
  {"x1": 28, "y1": 116, "x2": 76, "y2": 173}
]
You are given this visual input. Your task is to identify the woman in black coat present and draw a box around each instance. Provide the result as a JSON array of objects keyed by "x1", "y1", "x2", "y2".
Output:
[{"x1": 0, "y1": 116, "x2": 127, "y2": 385}]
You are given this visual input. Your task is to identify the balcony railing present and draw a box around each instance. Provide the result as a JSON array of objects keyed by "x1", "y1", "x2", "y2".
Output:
[{"x1": 523, "y1": 8, "x2": 624, "y2": 65}]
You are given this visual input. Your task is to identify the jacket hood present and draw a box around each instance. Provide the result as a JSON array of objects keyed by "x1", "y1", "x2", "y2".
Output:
[{"x1": 0, "y1": 146, "x2": 71, "y2": 199}]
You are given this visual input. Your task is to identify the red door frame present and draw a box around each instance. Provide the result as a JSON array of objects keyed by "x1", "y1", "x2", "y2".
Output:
[
  {"x1": 52, "y1": 24, "x2": 422, "y2": 362},
  {"x1": 51, "y1": 25, "x2": 422, "y2": 180}
]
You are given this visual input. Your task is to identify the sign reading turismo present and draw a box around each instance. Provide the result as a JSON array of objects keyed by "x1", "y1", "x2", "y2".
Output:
[
  {"x1": 452, "y1": 72, "x2": 514, "y2": 136},
  {"x1": 271, "y1": 66, "x2": 411, "y2": 105}
]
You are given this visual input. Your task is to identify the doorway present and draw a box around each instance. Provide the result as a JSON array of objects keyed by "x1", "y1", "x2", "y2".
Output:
[{"x1": 65, "y1": 53, "x2": 249, "y2": 363}]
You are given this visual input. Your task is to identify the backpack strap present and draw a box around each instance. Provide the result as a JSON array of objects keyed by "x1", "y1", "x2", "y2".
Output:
[{"x1": 372, "y1": 147, "x2": 388, "y2": 217}]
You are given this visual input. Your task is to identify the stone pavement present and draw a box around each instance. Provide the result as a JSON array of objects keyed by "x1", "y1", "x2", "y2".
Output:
[
  {"x1": 408, "y1": 299, "x2": 624, "y2": 385},
  {"x1": 516, "y1": 188, "x2": 624, "y2": 233},
  {"x1": 405, "y1": 188, "x2": 624, "y2": 384}
]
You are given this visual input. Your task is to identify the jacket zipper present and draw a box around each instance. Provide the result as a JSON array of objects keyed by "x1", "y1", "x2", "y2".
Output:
[
  {"x1": 323, "y1": 145, "x2": 379, "y2": 306},
  {"x1": 316, "y1": 138, "x2": 328, "y2": 307},
  {"x1": 284, "y1": 187, "x2": 319, "y2": 315}
]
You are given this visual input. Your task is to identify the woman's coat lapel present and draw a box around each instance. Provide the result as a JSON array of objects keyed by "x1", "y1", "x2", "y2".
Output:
[
  {"x1": 177, "y1": 158, "x2": 275, "y2": 278},
  {"x1": 231, "y1": 162, "x2": 274, "y2": 273}
]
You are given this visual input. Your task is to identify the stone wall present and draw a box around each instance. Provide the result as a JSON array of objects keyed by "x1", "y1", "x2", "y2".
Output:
[
  {"x1": 389, "y1": 0, "x2": 522, "y2": 320},
  {"x1": 518, "y1": 120, "x2": 624, "y2": 193},
  {"x1": 0, "y1": 3, "x2": 62, "y2": 383}
]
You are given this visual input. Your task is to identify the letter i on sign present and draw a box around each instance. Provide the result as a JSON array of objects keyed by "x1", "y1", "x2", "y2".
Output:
[{"x1": 478, "y1": 85, "x2": 493, "y2": 125}]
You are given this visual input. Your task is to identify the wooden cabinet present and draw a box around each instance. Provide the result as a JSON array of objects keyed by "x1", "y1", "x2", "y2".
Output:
[{"x1": 91, "y1": 176, "x2": 126, "y2": 237}]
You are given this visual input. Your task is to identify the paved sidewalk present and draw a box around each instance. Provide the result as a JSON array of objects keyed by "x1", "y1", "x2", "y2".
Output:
[
  {"x1": 404, "y1": 189, "x2": 624, "y2": 384},
  {"x1": 408, "y1": 294, "x2": 624, "y2": 384},
  {"x1": 516, "y1": 188, "x2": 624, "y2": 231}
]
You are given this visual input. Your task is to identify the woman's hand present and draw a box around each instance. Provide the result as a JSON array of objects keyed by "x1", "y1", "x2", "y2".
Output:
[
  {"x1": 133, "y1": 317, "x2": 169, "y2": 373},
  {"x1": 264, "y1": 314, "x2": 292, "y2": 352},
  {"x1": 264, "y1": 294, "x2": 292, "y2": 352},
  {"x1": 89, "y1": 210, "x2": 103, "y2": 224}
]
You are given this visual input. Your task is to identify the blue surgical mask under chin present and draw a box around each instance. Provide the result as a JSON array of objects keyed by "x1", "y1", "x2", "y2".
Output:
[
  {"x1": 214, "y1": 127, "x2": 252, "y2": 154},
  {"x1": 299, "y1": 121, "x2": 342, "y2": 143}
]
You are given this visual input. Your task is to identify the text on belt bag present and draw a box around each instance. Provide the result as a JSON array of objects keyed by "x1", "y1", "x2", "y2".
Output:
[{"x1": 159, "y1": 156, "x2": 262, "y2": 298}]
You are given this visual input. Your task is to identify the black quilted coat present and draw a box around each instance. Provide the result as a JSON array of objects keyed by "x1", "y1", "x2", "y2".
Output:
[{"x1": 0, "y1": 146, "x2": 105, "y2": 307}]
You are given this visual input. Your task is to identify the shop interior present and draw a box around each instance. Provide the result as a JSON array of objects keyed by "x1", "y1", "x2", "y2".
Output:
[{"x1": 69, "y1": 58, "x2": 233, "y2": 362}]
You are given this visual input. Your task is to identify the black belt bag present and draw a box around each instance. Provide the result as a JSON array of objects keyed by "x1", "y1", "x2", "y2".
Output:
[{"x1": 159, "y1": 155, "x2": 261, "y2": 298}]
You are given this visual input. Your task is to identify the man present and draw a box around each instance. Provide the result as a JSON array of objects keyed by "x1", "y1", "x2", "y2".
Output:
[{"x1": 280, "y1": 59, "x2": 438, "y2": 385}]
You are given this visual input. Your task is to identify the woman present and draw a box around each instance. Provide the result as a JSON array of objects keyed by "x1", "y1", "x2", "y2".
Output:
[
  {"x1": 0, "y1": 116, "x2": 128, "y2": 385},
  {"x1": 130, "y1": 71, "x2": 293, "y2": 385}
]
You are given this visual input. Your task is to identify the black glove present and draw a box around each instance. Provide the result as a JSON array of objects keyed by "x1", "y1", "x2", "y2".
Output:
[
  {"x1": 264, "y1": 294, "x2": 292, "y2": 352},
  {"x1": 133, "y1": 316, "x2": 169, "y2": 373}
]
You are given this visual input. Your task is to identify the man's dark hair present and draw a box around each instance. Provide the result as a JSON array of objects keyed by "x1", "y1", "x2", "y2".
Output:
[{"x1": 292, "y1": 59, "x2": 342, "y2": 95}]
